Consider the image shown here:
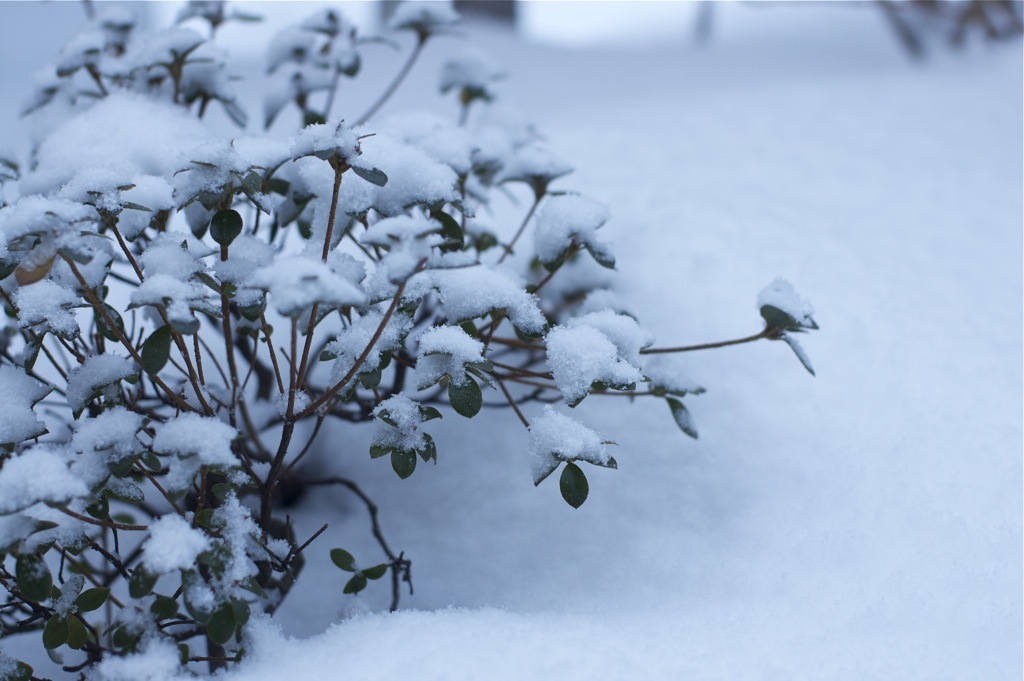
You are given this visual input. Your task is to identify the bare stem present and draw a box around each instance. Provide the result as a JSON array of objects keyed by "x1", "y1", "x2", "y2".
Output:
[{"x1": 355, "y1": 38, "x2": 425, "y2": 126}]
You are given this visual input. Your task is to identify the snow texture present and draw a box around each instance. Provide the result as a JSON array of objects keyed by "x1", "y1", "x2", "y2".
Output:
[
  {"x1": 533, "y1": 193, "x2": 613, "y2": 267},
  {"x1": 248, "y1": 255, "x2": 367, "y2": 317},
  {"x1": 758, "y1": 277, "x2": 816, "y2": 328},
  {"x1": 12, "y1": 279, "x2": 80, "y2": 339},
  {"x1": 415, "y1": 325, "x2": 486, "y2": 388},
  {"x1": 0, "y1": 365, "x2": 51, "y2": 446},
  {"x1": 0, "y1": 447, "x2": 87, "y2": 513},
  {"x1": 372, "y1": 394, "x2": 428, "y2": 452},
  {"x1": 65, "y1": 354, "x2": 137, "y2": 416},
  {"x1": 143, "y1": 515, "x2": 212, "y2": 574},
  {"x1": 529, "y1": 406, "x2": 611, "y2": 484},
  {"x1": 428, "y1": 265, "x2": 546, "y2": 335},
  {"x1": 151, "y1": 413, "x2": 238, "y2": 491},
  {"x1": 22, "y1": 92, "x2": 210, "y2": 197},
  {"x1": 546, "y1": 324, "x2": 645, "y2": 406}
]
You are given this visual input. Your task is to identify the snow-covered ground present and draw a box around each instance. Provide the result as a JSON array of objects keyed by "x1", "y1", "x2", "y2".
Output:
[{"x1": 3, "y1": 3, "x2": 1021, "y2": 680}]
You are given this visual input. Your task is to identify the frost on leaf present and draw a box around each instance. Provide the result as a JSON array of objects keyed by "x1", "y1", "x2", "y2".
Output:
[
  {"x1": 248, "y1": 255, "x2": 367, "y2": 317},
  {"x1": 414, "y1": 325, "x2": 488, "y2": 389},
  {"x1": 529, "y1": 406, "x2": 615, "y2": 486},
  {"x1": 66, "y1": 354, "x2": 138, "y2": 417},
  {"x1": 534, "y1": 194, "x2": 614, "y2": 270},
  {"x1": 546, "y1": 323, "x2": 646, "y2": 407},
  {"x1": 0, "y1": 365, "x2": 52, "y2": 449}
]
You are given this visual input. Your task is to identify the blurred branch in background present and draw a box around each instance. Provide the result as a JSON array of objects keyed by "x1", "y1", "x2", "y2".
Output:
[{"x1": 876, "y1": 0, "x2": 1023, "y2": 57}]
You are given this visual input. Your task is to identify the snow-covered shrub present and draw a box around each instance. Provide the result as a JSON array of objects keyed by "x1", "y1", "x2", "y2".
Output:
[{"x1": 0, "y1": 1, "x2": 818, "y2": 676}]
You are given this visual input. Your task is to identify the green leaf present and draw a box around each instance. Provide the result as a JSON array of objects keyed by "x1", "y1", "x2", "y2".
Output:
[
  {"x1": 781, "y1": 332, "x2": 816, "y2": 376},
  {"x1": 330, "y1": 548, "x2": 357, "y2": 572},
  {"x1": 559, "y1": 462, "x2": 589, "y2": 509},
  {"x1": 141, "y1": 326, "x2": 172, "y2": 376},
  {"x1": 391, "y1": 448, "x2": 417, "y2": 479},
  {"x1": 362, "y1": 563, "x2": 388, "y2": 580},
  {"x1": 206, "y1": 603, "x2": 236, "y2": 646},
  {"x1": 667, "y1": 398, "x2": 698, "y2": 439},
  {"x1": 351, "y1": 165, "x2": 388, "y2": 187},
  {"x1": 15, "y1": 553, "x2": 52, "y2": 602},
  {"x1": 178, "y1": 643, "x2": 190, "y2": 666},
  {"x1": 369, "y1": 444, "x2": 392, "y2": 460},
  {"x1": 42, "y1": 615, "x2": 69, "y2": 650},
  {"x1": 85, "y1": 496, "x2": 108, "y2": 520},
  {"x1": 4, "y1": 661, "x2": 32, "y2": 681},
  {"x1": 96, "y1": 304, "x2": 125, "y2": 342},
  {"x1": 419, "y1": 406, "x2": 443, "y2": 422},
  {"x1": 66, "y1": 616, "x2": 88, "y2": 650},
  {"x1": 128, "y1": 567, "x2": 157, "y2": 599},
  {"x1": 195, "y1": 508, "x2": 217, "y2": 528},
  {"x1": 151, "y1": 595, "x2": 179, "y2": 621},
  {"x1": 210, "y1": 209, "x2": 243, "y2": 248},
  {"x1": 75, "y1": 587, "x2": 109, "y2": 613},
  {"x1": 343, "y1": 573, "x2": 368, "y2": 594},
  {"x1": 448, "y1": 378, "x2": 482, "y2": 418},
  {"x1": 431, "y1": 208, "x2": 464, "y2": 252},
  {"x1": 231, "y1": 599, "x2": 251, "y2": 628}
]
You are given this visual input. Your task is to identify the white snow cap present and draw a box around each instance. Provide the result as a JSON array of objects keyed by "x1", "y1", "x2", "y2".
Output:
[
  {"x1": 0, "y1": 366, "x2": 51, "y2": 446},
  {"x1": 415, "y1": 325, "x2": 486, "y2": 388},
  {"x1": 429, "y1": 265, "x2": 546, "y2": 335},
  {"x1": 546, "y1": 321, "x2": 646, "y2": 407},
  {"x1": 372, "y1": 394, "x2": 428, "y2": 452},
  {"x1": 389, "y1": 1, "x2": 460, "y2": 33},
  {"x1": 248, "y1": 255, "x2": 367, "y2": 317},
  {"x1": 758, "y1": 278, "x2": 816, "y2": 328},
  {"x1": 66, "y1": 354, "x2": 138, "y2": 416},
  {"x1": 529, "y1": 406, "x2": 612, "y2": 485},
  {"x1": 143, "y1": 514, "x2": 212, "y2": 573},
  {"x1": 0, "y1": 447, "x2": 88, "y2": 514},
  {"x1": 533, "y1": 193, "x2": 613, "y2": 267}
]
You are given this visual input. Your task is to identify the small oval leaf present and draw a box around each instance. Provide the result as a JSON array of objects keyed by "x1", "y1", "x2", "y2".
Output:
[
  {"x1": 141, "y1": 326, "x2": 172, "y2": 376},
  {"x1": 75, "y1": 587, "x2": 109, "y2": 613},
  {"x1": 210, "y1": 209, "x2": 243, "y2": 248},
  {"x1": 667, "y1": 398, "x2": 698, "y2": 440},
  {"x1": 330, "y1": 548, "x2": 357, "y2": 572},
  {"x1": 391, "y1": 448, "x2": 417, "y2": 480},
  {"x1": 66, "y1": 616, "x2": 88, "y2": 650},
  {"x1": 343, "y1": 573, "x2": 368, "y2": 594},
  {"x1": 559, "y1": 462, "x2": 589, "y2": 509},
  {"x1": 42, "y1": 615, "x2": 69, "y2": 650},
  {"x1": 15, "y1": 553, "x2": 53, "y2": 603},
  {"x1": 362, "y1": 563, "x2": 388, "y2": 581},
  {"x1": 351, "y1": 165, "x2": 388, "y2": 187},
  {"x1": 206, "y1": 603, "x2": 236, "y2": 646},
  {"x1": 128, "y1": 567, "x2": 158, "y2": 599},
  {"x1": 448, "y1": 379, "x2": 482, "y2": 418}
]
